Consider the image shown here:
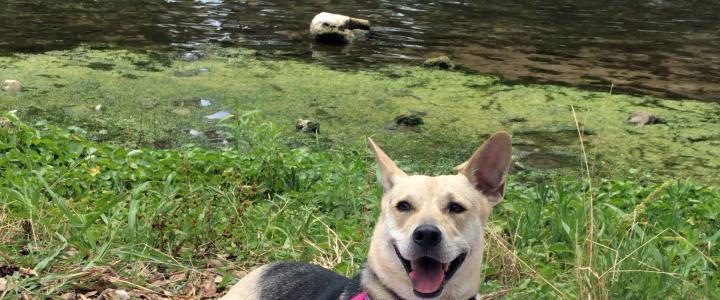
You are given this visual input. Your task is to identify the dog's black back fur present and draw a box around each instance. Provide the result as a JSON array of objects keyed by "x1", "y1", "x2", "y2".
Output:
[{"x1": 256, "y1": 262, "x2": 360, "y2": 300}]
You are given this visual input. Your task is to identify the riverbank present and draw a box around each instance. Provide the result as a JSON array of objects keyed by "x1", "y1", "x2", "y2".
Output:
[
  {"x1": 2, "y1": 47, "x2": 719, "y2": 184},
  {"x1": 1, "y1": 112, "x2": 718, "y2": 298}
]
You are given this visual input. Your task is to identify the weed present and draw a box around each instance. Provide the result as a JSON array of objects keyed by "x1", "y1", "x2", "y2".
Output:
[{"x1": 0, "y1": 112, "x2": 717, "y2": 298}]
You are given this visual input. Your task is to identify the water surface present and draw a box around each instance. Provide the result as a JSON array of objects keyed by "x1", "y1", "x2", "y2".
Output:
[{"x1": 1, "y1": 0, "x2": 719, "y2": 101}]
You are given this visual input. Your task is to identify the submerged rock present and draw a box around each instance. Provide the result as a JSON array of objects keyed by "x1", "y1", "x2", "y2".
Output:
[
  {"x1": 2, "y1": 80, "x2": 23, "y2": 92},
  {"x1": 296, "y1": 119, "x2": 320, "y2": 133},
  {"x1": 395, "y1": 113, "x2": 424, "y2": 127},
  {"x1": 627, "y1": 111, "x2": 659, "y2": 125},
  {"x1": 309, "y1": 12, "x2": 371, "y2": 44},
  {"x1": 423, "y1": 56, "x2": 454, "y2": 70},
  {"x1": 177, "y1": 50, "x2": 207, "y2": 61}
]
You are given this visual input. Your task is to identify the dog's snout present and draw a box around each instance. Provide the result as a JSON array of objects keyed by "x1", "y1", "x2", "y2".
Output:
[{"x1": 412, "y1": 225, "x2": 442, "y2": 248}]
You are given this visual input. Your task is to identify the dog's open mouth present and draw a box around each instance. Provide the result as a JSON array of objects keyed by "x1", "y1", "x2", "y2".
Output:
[{"x1": 393, "y1": 245, "x2": 467, "y2": 298}]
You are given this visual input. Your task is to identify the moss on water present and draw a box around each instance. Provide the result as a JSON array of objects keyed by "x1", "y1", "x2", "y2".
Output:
[{"x1": 1, "y1": 47, "x2": 719, "y2": 183}]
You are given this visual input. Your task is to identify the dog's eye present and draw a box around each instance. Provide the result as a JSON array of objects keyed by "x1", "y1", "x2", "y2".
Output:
[
  {"x1": 448, "y1": 202, "x2": 466, "y2": 214},
  {"x1": 396, "y1": 201, "x2": 412, "y2": 212}
]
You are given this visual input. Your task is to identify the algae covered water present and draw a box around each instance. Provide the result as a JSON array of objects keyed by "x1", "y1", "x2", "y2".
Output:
[
  {"x1": 2, "y1": 48, "x2": 720, "y2": 183},
  {"x1": 1, "y1": 0, "x2": 719, "y2": 101}
]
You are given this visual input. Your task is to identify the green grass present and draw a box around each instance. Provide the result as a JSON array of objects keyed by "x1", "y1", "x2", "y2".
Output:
[
  {"x1": 2, "y1": 47, "x2": 720, "y2": 183},
  {"x1": 1, "y1": 112, "x2": 718, "y2": 299}
]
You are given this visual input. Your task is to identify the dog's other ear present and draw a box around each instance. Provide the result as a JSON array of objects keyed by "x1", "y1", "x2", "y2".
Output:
[
  {"x1": 368, "y1": 138, "x2": 407, "y2": 192},
  {"x1": 459, "y1": 132, "x2": 512, "y2": 204}
]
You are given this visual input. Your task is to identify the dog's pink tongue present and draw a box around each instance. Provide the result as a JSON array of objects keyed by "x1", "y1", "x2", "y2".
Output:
[{"x1": 409, "y1": 260, "x2": 444, "y2": 294}]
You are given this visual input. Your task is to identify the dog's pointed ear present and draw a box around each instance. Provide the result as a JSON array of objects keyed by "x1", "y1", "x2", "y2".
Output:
[
  {"x1": 459, "y1": 132, "x2": 512, "y2": 204},
  {"x1": 368, "y1": 138, "x2": 407, "y2": 192}
]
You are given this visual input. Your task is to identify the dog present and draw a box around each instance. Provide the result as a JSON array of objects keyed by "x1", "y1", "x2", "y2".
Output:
[{"x1": 221, "y1": 132, "x2": 512, "y2": 300}]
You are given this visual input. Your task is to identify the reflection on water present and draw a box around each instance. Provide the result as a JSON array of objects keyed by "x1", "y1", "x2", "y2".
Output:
[{"x1": 1, "y1": 0, "x2": 719, "y2": 101}]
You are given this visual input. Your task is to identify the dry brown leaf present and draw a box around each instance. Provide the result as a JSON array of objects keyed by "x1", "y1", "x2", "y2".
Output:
[
  {"x1": 206, "y1": 259, "x2": 224, "y2": 269},
  {"x1": 59, "y1": 292, "x2": 76, "y2": 300},
  {"x1": 63, "y1": 247, "x2": 79, "y2": 259},
  {"x1": 100, "y1": 289, "x2": 130, "y2": 300},
  {"x1": 84, "y1": 291, "x2": 98, "y2": 298},
  {"x1": 201, "y1": 278, "x2": 217, "y2": 298},
  {"x1": 19, "y1": 267, "x2": 37, "y2": 277}
]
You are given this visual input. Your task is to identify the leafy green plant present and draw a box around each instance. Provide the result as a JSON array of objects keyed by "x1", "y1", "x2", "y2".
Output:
[{"x1": 0, "y1": 112, "x2": 717, "y2": 299}]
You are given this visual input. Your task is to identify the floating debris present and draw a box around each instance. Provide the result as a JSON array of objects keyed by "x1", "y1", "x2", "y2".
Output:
[{"x1": 205, "y1": 111, "x2": 231, "y2": 120}]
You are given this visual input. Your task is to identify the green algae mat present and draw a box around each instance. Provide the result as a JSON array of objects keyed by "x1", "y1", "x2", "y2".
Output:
[{"x1": 1, "y1": 47, "x2": 719, "y2": 183}]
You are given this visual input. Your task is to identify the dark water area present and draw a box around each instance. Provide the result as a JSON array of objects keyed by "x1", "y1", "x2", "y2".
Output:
[{"x1": 1, "y1": 0, "x2": 719, "y2": 101}]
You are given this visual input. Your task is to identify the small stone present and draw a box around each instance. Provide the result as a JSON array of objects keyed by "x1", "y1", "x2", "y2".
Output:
[
  {"x1": 395, "y1": 113, "x2": 424, "y2": 127},
  {"x1": 95, "y1": 105, "x2": 103, "y2": 112},
  {"x1": 2, "y1": 80, "x2": 23, "y2": 92},
  {"x1": 309, "y1": 12, "x2": 371, "y2": 44},
  {"x1": 178, "y1": 50, "x2": 207, "y2": 61},
  {"x1": 101, "y1": 289, "x2": 130, "y2": 300},
  {"x1": 627, "y1": 111, "x2": 658, "y2": 125},
  {"x1": 296, "y1": 119, "x2": 320, "y2": 133},
  {"x1": 423, "y1": 56, "x2": 454, "y2": 70}
]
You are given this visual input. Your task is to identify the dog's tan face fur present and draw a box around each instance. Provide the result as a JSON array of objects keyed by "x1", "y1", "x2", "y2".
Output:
[{"x1": 366, "y1": 133, "x2": 512, "y2": 300}]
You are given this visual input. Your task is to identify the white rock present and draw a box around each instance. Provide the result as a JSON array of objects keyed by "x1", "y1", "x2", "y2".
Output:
[
  {"x1": 95, "y1": 105, "x2": 103, "y2": 111},
  {"x1": 2, "y1": 80, "x2": 23, "y2": 92},
  {"x1": 309, "y1": 12, "x2": 370, "y2": 44},
  {"x1": 627, "y1": 111, "x2": 659, "y2": 125}
]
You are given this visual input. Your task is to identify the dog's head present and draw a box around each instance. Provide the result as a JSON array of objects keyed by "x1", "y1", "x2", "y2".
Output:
[{"x1": 366, "y1": 133, "x2": 512, "y2": 299}]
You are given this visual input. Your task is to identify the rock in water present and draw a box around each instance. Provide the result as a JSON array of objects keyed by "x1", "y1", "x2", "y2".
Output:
[
  {"x1": 423, "y1": 56, "x2": 454, "y2": 70},
  {"x1": 309, "y1": 12, "x2": 371, "y2": 44},
  {"x1": 395, "y1": 113, "x2": 424, "y2": 127},
  {"x1": 2, "y1": 80, "x2": 23, "y2": 92},
  {"x1": 296, "y1": 119, "x2": 320, "y2": 133},
  {"x1": 627, "y1": 111, "x2": 658, "y2": 125}
]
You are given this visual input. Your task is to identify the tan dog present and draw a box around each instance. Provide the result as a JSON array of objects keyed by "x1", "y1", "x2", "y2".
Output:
[{"x1": 222, "y1": 133, "x2": 512, "y2": 300}]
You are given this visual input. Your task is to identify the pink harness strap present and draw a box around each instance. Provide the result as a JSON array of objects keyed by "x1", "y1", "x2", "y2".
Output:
[{"x1": 350, "y1": 291, "x2": 369, "y2": 300}]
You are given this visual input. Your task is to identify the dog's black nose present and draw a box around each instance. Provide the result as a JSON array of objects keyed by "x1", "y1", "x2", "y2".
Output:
[{"x1": 413, "y1": 225, "x2": 442, "y2": 248}]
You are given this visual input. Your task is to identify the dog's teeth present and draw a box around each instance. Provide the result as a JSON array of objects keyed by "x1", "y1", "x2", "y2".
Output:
[{"x1": 443, "y1": 263, "x2": 449, "y2": 272}]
